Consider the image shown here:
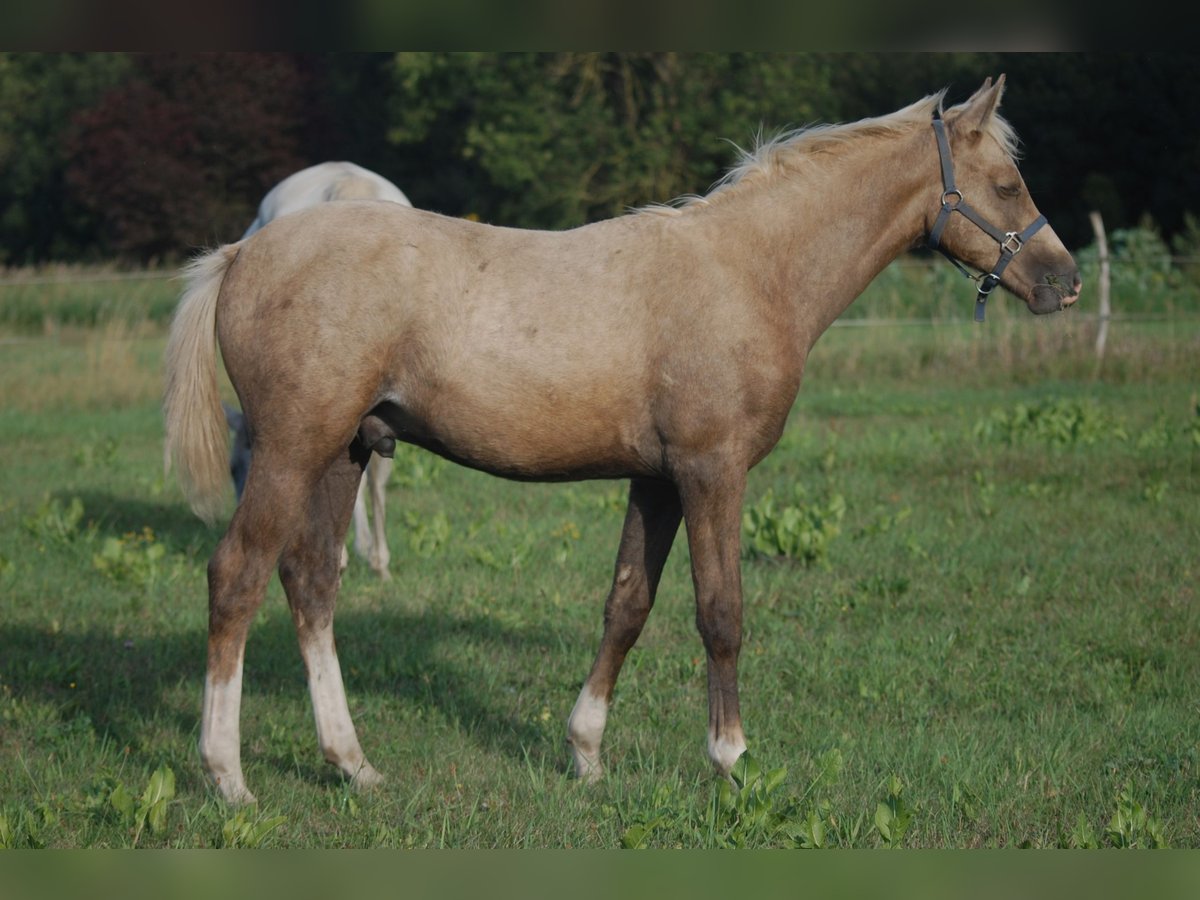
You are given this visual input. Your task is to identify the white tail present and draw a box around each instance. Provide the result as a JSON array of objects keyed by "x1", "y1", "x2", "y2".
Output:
[{"x1": 163, "y1": 244, "x2": 240, "y2": 524}]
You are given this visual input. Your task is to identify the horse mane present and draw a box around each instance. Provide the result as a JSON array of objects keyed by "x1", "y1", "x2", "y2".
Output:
[{"x1": 639, "y1": 89, "x2": 1021, "y2": 216}]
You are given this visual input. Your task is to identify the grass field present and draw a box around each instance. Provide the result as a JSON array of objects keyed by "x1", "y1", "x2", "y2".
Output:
[{"x1": 1, "y1": 265, "x2": 1197, "y2": 848}]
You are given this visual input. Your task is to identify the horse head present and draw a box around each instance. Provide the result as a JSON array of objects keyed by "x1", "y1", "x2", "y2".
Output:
[{"x1": 928, "y1": 75, "x2": 1081, "y2": 318}]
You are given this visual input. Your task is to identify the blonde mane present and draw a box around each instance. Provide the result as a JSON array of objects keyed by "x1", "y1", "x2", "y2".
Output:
[{"x1": 640, "y1": 89, "x2": 1022, "y2": 216}]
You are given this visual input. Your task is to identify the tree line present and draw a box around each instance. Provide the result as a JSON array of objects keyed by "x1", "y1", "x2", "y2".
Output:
[{"x1": 1, "y1": 52, "x2": 1196, "y2": 266}]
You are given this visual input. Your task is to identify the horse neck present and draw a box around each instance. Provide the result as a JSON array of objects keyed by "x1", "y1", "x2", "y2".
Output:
[{"x1": 705, "y1": 126, "x2": 934, "y2": 345}]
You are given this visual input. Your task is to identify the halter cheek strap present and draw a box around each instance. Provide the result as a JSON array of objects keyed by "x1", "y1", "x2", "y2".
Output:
[{"x1": 927, "y1": 110, "x2": 1047, "y2": 322}]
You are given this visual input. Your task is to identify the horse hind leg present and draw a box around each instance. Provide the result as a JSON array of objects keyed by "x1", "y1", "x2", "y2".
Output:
[
  {"x1": 567, "y1": 478, "x2": 682, "y2": 781},
  {"x1": 200, "y1": 455, "x2": 316, "y2": 805},
  {"x1": 278, "y1": 438, "x2": 383, "y2": 791}
]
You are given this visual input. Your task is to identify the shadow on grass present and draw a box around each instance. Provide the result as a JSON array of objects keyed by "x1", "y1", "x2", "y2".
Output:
[
  {"x1": 2, "y1": 606, "x2": 578, "y2": 782},
  {"x1": 8, "y1": 492, "x2": 588, "y2": 785},
  {"x1": 70, "y1": 489, "x2": 224, "y2": 558}
]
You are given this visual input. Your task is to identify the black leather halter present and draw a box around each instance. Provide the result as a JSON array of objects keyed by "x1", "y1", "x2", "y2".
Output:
[{"x1": 927, "y1": 109, "x2": 1047, "y2": 322}]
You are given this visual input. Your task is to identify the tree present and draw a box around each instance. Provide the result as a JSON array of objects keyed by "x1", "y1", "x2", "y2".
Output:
[
  {"x1": 4, "y1": 53, "x2": 1196, "y2": 264},
  {"x1": 65, "y1": 53, "x2": 313, "y2": 261},
  {"x1": 386, "y1": 53, "x2": 837, "y2": 229},
  {"x1": 0, "y1": 53, "x2": 131, "y2": 264}
]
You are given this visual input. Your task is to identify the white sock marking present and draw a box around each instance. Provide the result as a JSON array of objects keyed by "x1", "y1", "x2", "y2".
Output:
[
  {"x1": 567, "y1": 688, "x2": 609, "y2": 780},
  {"x1": 303, "y1": 626, "x2": 381, "y2": 786},
  {"x1": 200, "y1": 667, "x2": 255, "y2": 804},
  {"x1": 708, "y1": 728, "x2": 747, "y2": 776}
]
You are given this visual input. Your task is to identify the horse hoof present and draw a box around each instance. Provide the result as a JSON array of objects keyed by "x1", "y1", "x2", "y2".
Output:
[
  {"x1": 215, "y1": 779, "x2": 258, "y2": 806},
  {"x1": 569, "y1": 747, "x2": 604, "y2": 784},
  {"x1": 351, "y1": 762, "x2": 385, "y2": 792},
  {"x1": 577, "y1": 765, "x2": 604, "y2": 785}
]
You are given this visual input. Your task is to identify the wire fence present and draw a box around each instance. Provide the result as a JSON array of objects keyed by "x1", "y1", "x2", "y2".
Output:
[
  {"x1": 2, "y1": 260, "x2": 1199, "y2": 333},
  {"x1": 4, "y1": 254, "x2": 1200, "y2": 289},
  {"x1": 828, "y1": 313, "x2": 1200, "y2": 328},
  {"x1": 0, "y1": 270, "x2": 177, "y2": 287}
]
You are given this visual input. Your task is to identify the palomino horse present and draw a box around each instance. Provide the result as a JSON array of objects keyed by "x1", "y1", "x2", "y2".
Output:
[
  {"x1": 230, "y1": 161, "x2": 412, "y2": 580},
  {"x1": 164, "y1": 77, "x2": 1080, "y2": 804}
]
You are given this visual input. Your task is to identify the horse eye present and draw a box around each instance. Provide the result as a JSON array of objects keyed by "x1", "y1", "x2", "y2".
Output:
[{"x1": 996, "y1": 184, "x2": 1022, "y2": 199}]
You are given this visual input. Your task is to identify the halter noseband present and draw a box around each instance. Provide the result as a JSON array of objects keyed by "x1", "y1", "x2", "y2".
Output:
[{"x1": 927, "y1": 109, "x2": 1047, "y2": 322}]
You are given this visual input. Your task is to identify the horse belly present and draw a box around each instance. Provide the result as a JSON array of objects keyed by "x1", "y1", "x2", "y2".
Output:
[{"x1": 384, "y1": 377, "x2": 654, "y2": 482}]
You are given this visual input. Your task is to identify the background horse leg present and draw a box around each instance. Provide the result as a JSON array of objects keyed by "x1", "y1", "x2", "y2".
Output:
[
  {"x1": 200, "y1": 460, "x2": 313, "y2": 805},
  {"x1": 279, "y1": 439, "x2": 383, "y2": 791},
  {"x1": 351, "y1": 454, "x2": 393, "y2": 580},
  {"x1": 678, "y1": 462, "x2": 749, "y2": 777},
  {"x1": 368, "y1": 455, "x2": 392, "y2": 579},
  {"x1": 567, "y1": 477, "x2": 681, "y2": 781},
  {"x1": 351, "y1": 477, "x2": 369, "y2": 567}
]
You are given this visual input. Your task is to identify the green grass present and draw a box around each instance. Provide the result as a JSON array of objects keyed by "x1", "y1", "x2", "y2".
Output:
[
  {"x1": 1, "y1": 274, "x2": 1198, "y2": 848},
  {"x1": 0, "y1": 267, "x2": 179, "y2": 333}
]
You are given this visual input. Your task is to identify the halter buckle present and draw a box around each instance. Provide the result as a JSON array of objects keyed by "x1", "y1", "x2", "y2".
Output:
[{"x1": 1001, "y1": 231, "x2": 1024, "y2": 254}]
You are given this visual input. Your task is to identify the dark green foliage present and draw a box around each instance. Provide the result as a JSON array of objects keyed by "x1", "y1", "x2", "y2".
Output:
[
  {"x1": 0, "y1": 53, "x2": 131, "y2": 263},
  {"x1": 2, "y1": 53, "x2": 1200, "y2": 264},
  {"x1": 386, "y1": 52, "x2": 834, "y2": 228},
  {"x1": 64, "y1": 53, "x2": 313, "y2": 259}
]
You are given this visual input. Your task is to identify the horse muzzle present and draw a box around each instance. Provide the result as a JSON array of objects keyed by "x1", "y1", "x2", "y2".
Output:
[{"x1": 1027, "y1": 270, "x2": 1082, "y2": 315}]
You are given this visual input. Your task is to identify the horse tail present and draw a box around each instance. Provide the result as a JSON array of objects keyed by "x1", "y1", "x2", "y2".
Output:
[{"x1": 163, "y1": 244, "x2": 240, "y2": 525}]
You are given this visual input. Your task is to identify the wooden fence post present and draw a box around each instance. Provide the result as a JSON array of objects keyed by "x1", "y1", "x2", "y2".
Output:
[{"x1": 1089, "y1": 210, "x2": 1111, "y2": 361}]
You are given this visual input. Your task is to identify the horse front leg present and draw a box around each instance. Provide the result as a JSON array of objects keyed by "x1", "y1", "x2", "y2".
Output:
[
  {"x1": 279, "y1": 440, "x2": 383, "y2": 791},
  {"x1": 567, "y1": 478, "x2": 682, "y2": 781},
  {"x1": 351, "y1": 454, "x2": 393, "y2": 580},
  {"x1": 678, "y1": 463, "x2": 749, "y2": 777},
  {"x1": 367, "y1": 455, "x2": 392, "y2": 580}
]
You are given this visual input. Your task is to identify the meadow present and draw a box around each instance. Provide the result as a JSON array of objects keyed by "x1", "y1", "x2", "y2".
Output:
[{"x1": 0, "y1": 260, "x2": 1197, "y2": 848}]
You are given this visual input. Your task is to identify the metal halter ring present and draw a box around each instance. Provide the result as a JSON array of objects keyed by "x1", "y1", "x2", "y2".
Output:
[
  {"x1": 976, "y1": 274, "x2": 1000, "y2": 296},
  {"x1": 941, "y1": 189, "x2": 963, "y2": 208}
]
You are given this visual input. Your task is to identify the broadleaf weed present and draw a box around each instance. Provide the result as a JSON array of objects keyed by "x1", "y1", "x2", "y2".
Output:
[
  {"x1": 221, "y1": 809, "x2": 288, "y2": 848},
  {"x1": 874, "y1": 775, "x2": 917, "y2": 848},
  {"x1": 107, "y1": 765, "x2": 176, "y2": 848},
  {"x1": 404, "y1": 511, "x2": 451, "y2": 558},
  {"x1": 23, "y1": 495, "x2": 89, "y2": 546},
  {"x1": 1059, "y1": 788, "x2": 1169, "y2": 848},
  {"x1": 92, "y1": 527, "x2": 167, "y2": 592},
  {"x1": 619, "y1": 751, "x2": 856, "y2": 849},
  {"x1": 742, "y1": 487, "x2": 845, "y2": 567},
  {"x1": 973, "y1": 397, "x2": 1127, "y2": 447}
]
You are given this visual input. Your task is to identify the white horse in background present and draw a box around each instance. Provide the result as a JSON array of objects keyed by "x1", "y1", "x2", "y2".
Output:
[
  {"x1": 242, "y1": 161, "x2": 411, "y2": 237},
  {"x1": 227, "y1": 161, "x2": 412, "y2": 580}
]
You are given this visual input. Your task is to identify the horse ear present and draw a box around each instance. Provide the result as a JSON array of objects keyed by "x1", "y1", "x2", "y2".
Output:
[{"x1": 947, "y1": 74, "x2": 1006, "y2": 135}]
